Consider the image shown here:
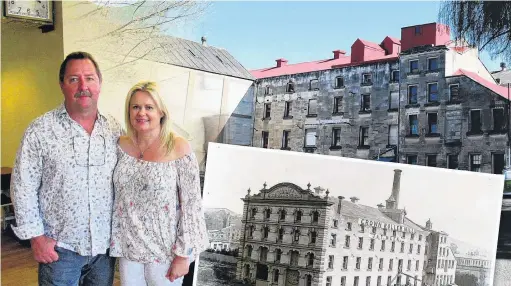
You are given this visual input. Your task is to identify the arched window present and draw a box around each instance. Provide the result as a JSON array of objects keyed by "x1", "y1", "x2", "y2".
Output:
[
  {"x1": 312, "y1": 211, "x2": 319, "y2": 223},
  {"x1": 307, "y1": 253, "x2": 315, "y2": 267}
]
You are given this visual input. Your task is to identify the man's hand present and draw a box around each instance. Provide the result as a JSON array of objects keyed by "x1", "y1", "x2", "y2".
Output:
[
  {"x1": 30, "y1": 235, "x2": 59, "y2": 264},
  {"x1": 166, "y1": 256, "x2": 189, "y2": 282}
]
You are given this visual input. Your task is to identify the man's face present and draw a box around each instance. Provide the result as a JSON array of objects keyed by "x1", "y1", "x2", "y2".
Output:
[{"x1": 60, "y1": 59, "x2": 101, "y2": 114}]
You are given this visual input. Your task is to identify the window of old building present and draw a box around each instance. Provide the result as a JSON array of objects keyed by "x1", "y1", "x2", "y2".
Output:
[
  {"x1": 408, "y1": 85, "x2": 418, "y2": 104},
  {"x1": 388, "y1": 124, "x2": 398, "y2": 146},
  {"x1": 428, "y1": 82, "x2": 438, "y2": 102},
  {"x1": 358, "y1": 237, "x2": 364, "y2": 249},
  {"x1": 368, "y1": 258, "x2": 373, "y2": 270},
  {"x1": 407, "y1": 259, "x2": 411, "y2": 271},
  {"x1": 356, "y1": 257, "x2": 361, "y2": 270},
  {"x1": 333, "y1": 219, "x2": 338, "y2": 228},
  {"x1": 311, "y1": 211, "x2": 319, "y2": 223},
  {"x1": 261, "y1": 131, "x2": 269, "y2": 148},
  {"x1": 273, "y1": 269, "x2": 279, "y2": 283},
  {"x1": 286, "y1": 81, "x2": 295, "y2": 93},
  {"x1": 309, "y1": 79, "x2": 319, "y2": 90},
  {"x1": 448, "y1": 154, "x2": 459, "y2": 169},
  {"x1": 284, "y1": 101, "x2": 292, "y2": 118},
  {"x1": 282, "y1": 130, "x2": 290, "y2": 149},
  {"x1": 344, "y1": 235, "x2": 350, "y2": 248},
  {"x1": 409, "y1": 115, "x2": 419, "y2": 135},
  {"x1": 343, "y1": 256, "x2": 349, "y2": 269},
  {"x1": 328, "y1": 255, "x2": 334, "y2": 269},
  {"x1": 372, "y1": 227, "x2": 377, "y2": 234},
  {"x1": 333, "y1": 97, "x2": 343, "y2": 114},
  {"x1": 379, "y1": 258, "x2": 384, "y2": 270},
  {"x1": 307, "y1": 253, "x2": 315, "y2": 267},
  {"x1": 389, "y1": 91, "x2": 399, "y2": 110},
  {"x1": 290, "y1": 250, "x2": 299, "y2": 266},
  {"x1": 330, "y1": 234, "x2": 337, "y2": 247},
  {"x1": 377, "y1": 276, "x2": 382, "y2": 286},
  {"x1": 310, "y1": 230, "x2": 317, "y2": 244},
  {"x1": 370, "y1": 238, "x2": 375, "y2": 251},
  {"x1": 470, "y1": 110, "x2": 482, "y2": 133},
  {"x1": 263, "y1": 103, "x2": 271, "y2": 119},
  {"x1": 417, "y1": 244, "x2": 421, "y2": 255},
  {"x1": 359, "y1": 127, "x2": 369, "y2": 147},
  {"x1": 428, "y1": 58, "x2": 438, "y2": 71},
  {"x1": 427, "y1": 154, "x2": 437, "y2": 167},
  {"x1": 391, "y1": 241, "x2": 396, "y2": 252},
  {"x1": 391, "y1": 70, "x2": 400, "y2": 82},
  {"x1": 347, "y1": 222, "x2": 352, "y2": 231},
  {"x1": 354, "y1": 276, "x2": 360, "y2": 286},
  {"x1": 470, "y1": 154, "x2": 482, "y2": 172},
  {"x1": 387, "y1": 276, "x2": 392, "y2": 286},
  {"x1": 402, "y1": 232, "x2": 406, "y2": 239},
  {"x1": 275, "y1": 249, "x2": 282, "y2": 262},
  {"x1": 332, "y1": 128, "x2": 342, "y2": 147},
  {"x1": 449, "y1": 84, "x2": 460, "y2": 102},
  {"x1": 341, "y1": 276, "x2": 347, "y2": 286},
  {"x1": 416, "y1": 260, "x2": 420, "y2": 271},
  {"x1": 493, "y1": 108, "x2": 506, "y2": 132},
  {"x1": 493, "y1": 153, "x2": 505, "y2": 174},
  {"x1": 248, "y1": 225, "x2": 255, "y2": 238},
  {"x1": 362, "y1": 73, "x2": 372, "y2": 85},
  {"x1": 360, "y1": 224, "x2": 365, "y2": 233},
  {"x1": 264, "y1": 86, "x2": 272, "y2": 95},
  {"x1": 279, "y1": 209, "x2": 286, "y2": 221},
  {"x1": 304, "y1": 129, "x2": 316, "y2": 147},
  {"x1": 307, "y1": 99, "x2": 318, "y2": 116},
  {"x1": 259, "y1": 247, "x2": 268, "y2": 262},
  {"x1": 305, "y1": 275, "x2": 313, "y2": 286},
  {"x1": 264, "y1": 208, "x2": 271, "y2": 220},
  {"x1": 409, "y1": 243, "x2": 413, "y2": 254},
  {"x1": 361, "y1": 94, "x2": 371, "y2": 112},
  {"x1": 400, "y1": 242, "x2": 405, "y2": 253},
  {"x1": 381, "y1": 241, "x2": 386, "y2": 251},
  {"x1": 263, "y1": 226, "x2": 269, "y2": 239},
  {"x1": 428, "y1": 113, "x2": 438, "y2": 134},
  {"x1": 246, "y1": 245, "x2": 253, "y2": 257},
  {"x1": 366, "y1": 276, "x2": 371, "y2": 286},
  {"x1": 293, "y1": 229, "x2": 300, "y2": 242},
  {"x1": 415, "y1": 26, "x2": 422, "y2": 35},
  {"x1": 251, "y1": 208, "x2": 257, "y2": 219},
  {"x1": 295, "y1": 210, "x2": 302, "y2": 222},
  {"x1": 410, "y1": 60, "x2": 419, "y2": 73},
  {"x1": 335, "y1": 76, "x2": 344, "y2": 88},
  {"x1": 389, "y1": 259, "x2": 393, "y2": 271}
]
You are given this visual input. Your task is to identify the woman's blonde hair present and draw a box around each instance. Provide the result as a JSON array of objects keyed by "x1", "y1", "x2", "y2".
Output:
[{"x1": 124, "y1": 80, "x2": 175, "y2": 154}]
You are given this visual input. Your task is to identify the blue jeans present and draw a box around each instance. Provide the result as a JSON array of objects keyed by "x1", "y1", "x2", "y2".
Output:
[{"x1": 38, "y1": 246, "x2": 116, "y2": 286}]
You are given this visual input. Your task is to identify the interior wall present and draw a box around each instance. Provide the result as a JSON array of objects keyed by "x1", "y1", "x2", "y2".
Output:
[{"x1": 1, "y1": 2, "x2": 65, "y2": 167}]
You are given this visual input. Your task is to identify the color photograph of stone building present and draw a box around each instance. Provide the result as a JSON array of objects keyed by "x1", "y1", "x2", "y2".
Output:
[
  {"x1": 196, "y1": 143, "x2": 503, "y2": 286},
  {"x1": 249, "y1": 22, "x2": 510, "y2": 175}
]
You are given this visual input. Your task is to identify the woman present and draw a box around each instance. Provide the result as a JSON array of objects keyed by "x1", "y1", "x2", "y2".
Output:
[{"x1": 110, "y1": 81, "x2": 209, "y2": 285}]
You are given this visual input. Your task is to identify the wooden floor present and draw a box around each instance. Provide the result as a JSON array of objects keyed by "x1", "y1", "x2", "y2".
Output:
[{"x1": 1, "y1": 233, "x2": 121, "y2": 286}]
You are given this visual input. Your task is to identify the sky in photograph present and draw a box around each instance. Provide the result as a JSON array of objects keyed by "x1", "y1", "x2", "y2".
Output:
[
  {"x1": 169, "y1": 1, "x2": 506, "y2": 72},
  {"x1": 203, "y1": 143, "x2": 504, "y2": 253}
]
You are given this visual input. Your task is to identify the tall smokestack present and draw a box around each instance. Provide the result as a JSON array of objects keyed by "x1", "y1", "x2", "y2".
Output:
[{"x1": 391, "y1": 169, "x2": 402, "y2": 208}]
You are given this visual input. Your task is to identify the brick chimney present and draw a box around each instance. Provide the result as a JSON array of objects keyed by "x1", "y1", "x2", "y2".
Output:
[
  {"x1": 350, "y1": 196, "x2": 359, "y2": 203},
  {"x1": 386, "y1": 169, "x2": 402, "y2": 210},
  {"x1": 276, "y1": 58, "x2": 288, "y2": 68},
  {"x1": 337, "y1": 196, "x2": 344, "y2": 214},
  {"x1": 333, "y1": 50, "x2": 347, "y2": 59}
]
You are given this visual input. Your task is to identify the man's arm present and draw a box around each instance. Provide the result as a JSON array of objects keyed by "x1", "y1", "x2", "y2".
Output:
[
  {"x1": 10, "y1": 128, "x2": 59, "y2": 263},
  {"x1": 10, "y1": 129, "x2": 45, "y2": 239}
]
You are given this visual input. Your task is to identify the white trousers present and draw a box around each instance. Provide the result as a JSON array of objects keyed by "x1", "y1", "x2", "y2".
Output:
[{"x1": 119, "y1": 258, "x2": 184, "y2": 286}]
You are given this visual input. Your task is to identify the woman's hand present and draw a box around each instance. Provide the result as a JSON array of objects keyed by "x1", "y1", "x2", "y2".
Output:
[{"x1": 166, "y1": 256, "x2": 189, "y2": 282}]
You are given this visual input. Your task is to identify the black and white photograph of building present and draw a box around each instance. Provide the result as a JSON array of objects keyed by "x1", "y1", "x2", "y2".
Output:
[{"x1": 196, "y1": 143, "x2": 504, "y2": 286}]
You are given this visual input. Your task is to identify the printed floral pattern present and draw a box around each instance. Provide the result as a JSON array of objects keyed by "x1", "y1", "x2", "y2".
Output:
[
  {"x1": 110, "y1": 146, "x2": 209, "y2": 264},
  {"x1": 10, "y1": 104, "x2": 123, "y2": 256}
]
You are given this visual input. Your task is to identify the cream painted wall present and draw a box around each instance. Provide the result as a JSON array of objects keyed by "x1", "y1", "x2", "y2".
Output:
[
  {"x1": 60, "y1": 2, "x2": 253, "y2": 168},
  {"x1": 1, "y1": 2, "x2": 65, "y2": 167},
  {"x1": 446, "y1": 48, "x2": 495, "y2": 82}
]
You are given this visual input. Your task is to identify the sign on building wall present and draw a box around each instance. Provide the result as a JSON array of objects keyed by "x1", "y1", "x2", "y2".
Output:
[
  {"x1": 358, "y1": 218, "x2": 416, "y2": 234},
  {"x1": 405, "y1": 108, "x2": 420, "y2": 116}
]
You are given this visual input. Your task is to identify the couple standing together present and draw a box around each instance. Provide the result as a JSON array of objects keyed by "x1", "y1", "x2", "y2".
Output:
[{"x1": 10, "y1": 51, "x2": 209, "y2": 286}]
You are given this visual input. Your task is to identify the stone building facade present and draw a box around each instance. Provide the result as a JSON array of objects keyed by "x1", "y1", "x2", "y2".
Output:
[
  {"x1": 250, "y1": 22, "x2": 510, "y2": 175},
  {"x1": 235, "y1": 169, "x2": 453, "y2": 286},
  {"x1": 422, "y1": 227, "x2": 457, "y2": 286},
  {"x1": 455, "y1": 253, "x2": 492, "y2": 286}
]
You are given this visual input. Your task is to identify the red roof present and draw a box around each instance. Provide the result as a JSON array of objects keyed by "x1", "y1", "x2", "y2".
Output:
[
  {"x1": 357, "y1": 39, "x2": 385, "y2": 51},
  {"x1": 386, "y1": 36, "x2": 401, "y2": 44},
  {"x1": 452, "y1": 69, "x2": 510, "y2": 100}
]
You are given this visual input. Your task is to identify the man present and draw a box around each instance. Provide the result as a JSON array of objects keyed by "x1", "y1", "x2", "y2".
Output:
[{"x1": 10, "y1": 51, "x2": 123, "y2": 285}]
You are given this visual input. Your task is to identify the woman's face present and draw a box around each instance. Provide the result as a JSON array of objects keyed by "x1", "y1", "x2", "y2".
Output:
[{"x1": 129, "y1": 90, "x2": 163, "y2": 134}]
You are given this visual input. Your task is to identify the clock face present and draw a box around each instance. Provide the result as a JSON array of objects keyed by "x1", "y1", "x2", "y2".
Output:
[{"x1": 4, "y1": 0, "x2": 52, "y2": 23}]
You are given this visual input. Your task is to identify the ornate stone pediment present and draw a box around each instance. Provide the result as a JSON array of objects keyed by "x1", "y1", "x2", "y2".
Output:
[{"x1": 267, "y1": 186, "x2": 303, "y2": 199}]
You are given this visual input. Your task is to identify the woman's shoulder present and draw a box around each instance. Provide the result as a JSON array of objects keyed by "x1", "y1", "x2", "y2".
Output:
[
  {"x1": 172, "y1": 136, "x2": 192, "y2": 159},
  {"x1": 118, "y1": 135, "x2": 133, "y2": 150}
]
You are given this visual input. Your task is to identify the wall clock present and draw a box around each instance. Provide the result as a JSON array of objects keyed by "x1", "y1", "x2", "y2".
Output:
[{"x1": 3, "y1": 0, "x2": 54, "y2": 31}]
